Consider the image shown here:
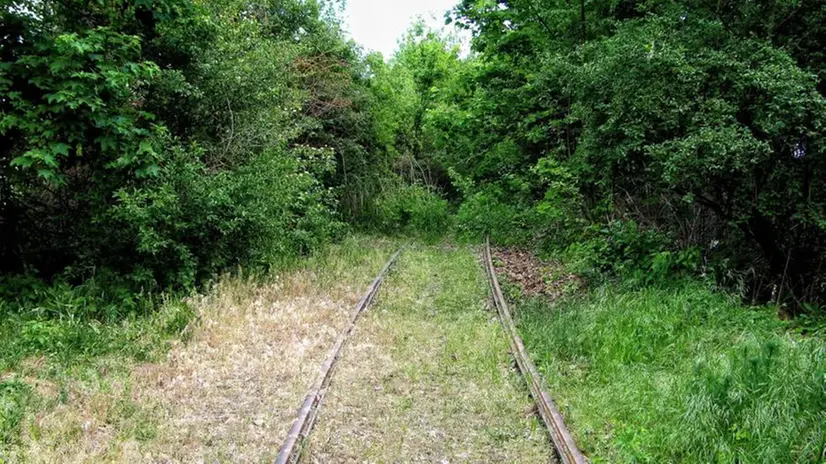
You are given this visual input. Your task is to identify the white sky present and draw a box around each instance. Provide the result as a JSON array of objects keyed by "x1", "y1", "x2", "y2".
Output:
[{"x1": 343, "y1": 0, "x2": 462, "y2": 58}]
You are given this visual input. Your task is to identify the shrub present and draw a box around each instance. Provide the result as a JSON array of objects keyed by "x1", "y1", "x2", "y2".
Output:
[
  {"x1": 0, "y1": 0, "x2": 364, "y2": 317},
  {"x1": 455, "y1": 183, "x2": 544, "y2": 246},
  {"x1": 109, "y1": 140, "x2": 341, "y2": 291},
  {"x1": 372, "y1": 184, "x2": 451, "y2": 240},
  {"x1": 563, "y1": 220, "x2": 701, "y2": 285}
]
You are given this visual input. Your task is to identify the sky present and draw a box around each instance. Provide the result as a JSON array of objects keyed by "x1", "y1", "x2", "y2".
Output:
[{"x1": 343, "y1": 0, "x2": 463, "y2": 58}]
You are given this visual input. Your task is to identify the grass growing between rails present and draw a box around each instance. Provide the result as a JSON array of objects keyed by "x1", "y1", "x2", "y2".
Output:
[
  {"x1": 0, "y1": 235, "x2": 400, "y2": 462},
  {"x1": 305, "y1": 244, "x2": 553, "y2": 462},
  {"x1": 515, "y1": 281, "x2": 826, "y2": 463}
]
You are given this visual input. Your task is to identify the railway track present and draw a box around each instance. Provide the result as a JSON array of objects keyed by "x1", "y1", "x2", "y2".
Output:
[
  {"x1": 483, "y1": 237, "x2": 588, "y2": 464},
  {"x1": 275, "y1": 242, "x2": 586, "y2": 463},
  {"x1": 274, "y1": 248, "x2": 403, "y2": 464}
]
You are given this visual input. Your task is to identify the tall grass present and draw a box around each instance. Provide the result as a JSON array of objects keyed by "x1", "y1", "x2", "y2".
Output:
[
  {"x1": 0, "y1": 296, "x2": 193, "y2": 450},
  {"x1": 517, "y1": 282, "x2": 826, "y2": 463}
]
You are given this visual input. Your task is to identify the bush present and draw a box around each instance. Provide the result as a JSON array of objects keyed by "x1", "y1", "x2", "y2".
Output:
[
  {"x1": 0, "y1": 270, "x2": 152, "y2": 322},
  {"x1": 456, "y1": 187, "x2": 537, "y2": 245},
  {"x1": 569, "y1": 17, "x2": 826, "y2": 304},
  {"x1": 372, "y1": 184, "x2": 451, "y2": 240},
  {"x1": 562, "y1": 220, "x2": 702, "y2": 285},
  {"x1": 408, "y1": 3, "x2": 826, "y2": 307},
  {"x1": 452, "y1": 168, "x2": 564, "y2": 247},
  {"x1": 0, "y1": 0, "x2": 366, "y2": 318},
  {"x1": 109, "y1": 140, "x2": 341, "y2": 291}
]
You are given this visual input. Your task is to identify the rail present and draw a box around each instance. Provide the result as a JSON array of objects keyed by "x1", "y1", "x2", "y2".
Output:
[
  {"x1": 483, "y1": 237, "x2": 588, "y2": 464},
  {"x1": 274, "y1": 248, "x2": 403, "y2": 464}
]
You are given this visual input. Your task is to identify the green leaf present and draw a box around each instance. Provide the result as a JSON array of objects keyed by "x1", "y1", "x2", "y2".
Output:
[
  {"x1": 9, "y1": 156, "x2": 36, "y2": 168},
  {"x1": 50, "y1": 142, "x2": 71, "y2": 157},
  {"x1": 98, "y1": 136, "x2": 118, "y2": 152}
]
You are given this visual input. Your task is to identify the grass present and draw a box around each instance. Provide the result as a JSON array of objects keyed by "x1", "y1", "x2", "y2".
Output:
[
  {"x1": 515, "y1": 280, "x2": 826, "y2": 463},
  {"x1": 305, "y1": 243, "x2": 553, "y2": 462},
  {"x1": 0, "y1": 298, "x2": 193, "y2": 460},
  {"x1": 0, "y1": 234, "x2": 401, "y2": 462},
  {"x1": 130, "y1": 234, "x2": 399, "y2": 463}
]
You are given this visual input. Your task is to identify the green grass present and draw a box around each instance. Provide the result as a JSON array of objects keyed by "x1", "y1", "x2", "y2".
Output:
[
  {"x1": 0, "y1": 233, "x2": 401, "y2": 455},
  {"x1": 516, "y1": 281, "x2": 826, "y2": 463},
  {"x1": 0, "y1": 297, "x2": 194, "y2": 452}
]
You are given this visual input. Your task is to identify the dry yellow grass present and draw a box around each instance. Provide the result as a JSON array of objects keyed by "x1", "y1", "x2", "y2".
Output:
[
  {"x1": 10, "y1": 236, "x2": 398, "y2": 463},
  {"x1": 304, "y1": 245, "x2": 555, "y2": 463}
]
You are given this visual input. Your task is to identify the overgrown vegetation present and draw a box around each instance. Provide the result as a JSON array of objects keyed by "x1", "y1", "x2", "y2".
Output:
[
  {"x1": 0, "y1": 0, "x2": 449, "y2": 451},
  {"x1": 515, "y1": 282, "x2": 826, "y2": 462},
  {"x1": 368, "y1": 0, "x2": 826, "y2": 310},
  {"x1": 1, "y1": 0, "x2": 358, "y2": 306},
  {"x1": 0, "y1": 234, "x2": 398, "y2": 459},
  {"x1": 0, "y1": 296, "x2": 193, "y2": 452},
  {"x1": 13, "y1": 0, "x2": 825, "y2": 311},
  {"x1": 305, "y1": 245, "x2": 552, "y2": 462},
  {"x1": 2, "y1": 0, "x2": 826, "y2": 460}
]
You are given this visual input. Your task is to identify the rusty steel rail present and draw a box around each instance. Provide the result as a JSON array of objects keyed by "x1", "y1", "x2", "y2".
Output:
[
  {"x1": 274, "y1": 248, "x2": 403, "y2": 464},
  {"x1": 483, "y1": 237, "x2": 588, "y2": 464}
]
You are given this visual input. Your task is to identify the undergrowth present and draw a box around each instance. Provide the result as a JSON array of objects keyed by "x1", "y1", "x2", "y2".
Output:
[
  {"x1": 516, "y1": 281, "x2": 826, "y2": 463},
  {"x1": 0, "y1": 295, "x2": 194, "y2": 451},
  {"x1": 368, "y1": 183, "x2": 452, "y2": 242},
  {"x1": 0, "y1": 234, "x2": 394, "y2": 453}
]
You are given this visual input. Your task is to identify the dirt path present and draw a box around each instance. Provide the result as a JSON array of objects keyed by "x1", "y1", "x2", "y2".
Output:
[{"x1": 303, "y1": 245, "x2": 553, "y2": 463}]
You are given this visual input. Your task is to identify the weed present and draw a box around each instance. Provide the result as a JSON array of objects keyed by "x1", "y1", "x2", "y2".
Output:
[
  {"x1": 517, "y1": 281, "x2": 826, "y2": 463},
  {"x1": 371, "y1": 184, "x2": 452, "y2": 241},
  {"x1": 0, "y1": 380, "x2": 32, "y2": 446}
]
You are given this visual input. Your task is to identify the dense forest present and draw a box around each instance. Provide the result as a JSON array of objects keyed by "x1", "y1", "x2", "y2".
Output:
[
  {"x1": 3, "y1": 0, "x2": 826, "y2": 313},
  {"x1": 2, "y1": 0, "x2": 374, "y2": 311},
  {"x1": 407, "y1": 0, "x2": 826, "y2": 311},
  {"x1": 2, "y1": 0, "x2": 826, "y2": 461}
]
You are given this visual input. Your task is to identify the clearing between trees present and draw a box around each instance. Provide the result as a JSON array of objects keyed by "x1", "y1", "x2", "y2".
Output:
[
  {"x1": 3, "y1": 0, "x2": 826, "y2": 462},
  {"x1": 2, "y1": 237, "x2": 824, "y2": 463}
]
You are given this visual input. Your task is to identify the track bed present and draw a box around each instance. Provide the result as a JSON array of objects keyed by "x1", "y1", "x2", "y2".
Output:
[{"x1": 301, "y1": 245, "x2": 553, "y2": 463}]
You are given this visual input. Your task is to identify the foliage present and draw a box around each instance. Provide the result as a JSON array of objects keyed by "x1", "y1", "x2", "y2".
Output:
[
  {"x1": 0, "y1": 0, "x2": 373, "y2": 314},
  {"x1": 569, "y1": 16, "x2": 826, "y2": 301},
  {"x1": 2, "y1": 27, "x2": 160, "y2": 183},
  {"x1": 371, "y1": 183, "x2": 451, "y2": 241},
  {"x1": 455, "y1": 183, "x2": 539, "y2": 245},
  {"x1": 0, "y1": 378, "x2": 30, "y2": 446},
  {"x1": 109, "y1": 141, "x2": 340, "y2": 289},
  {"x1": 517, "y1": 282, "x2": 826, "y2": 462},
  {"x1": 385, "y1": 0, "x2": 826, "y2": 308}
]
